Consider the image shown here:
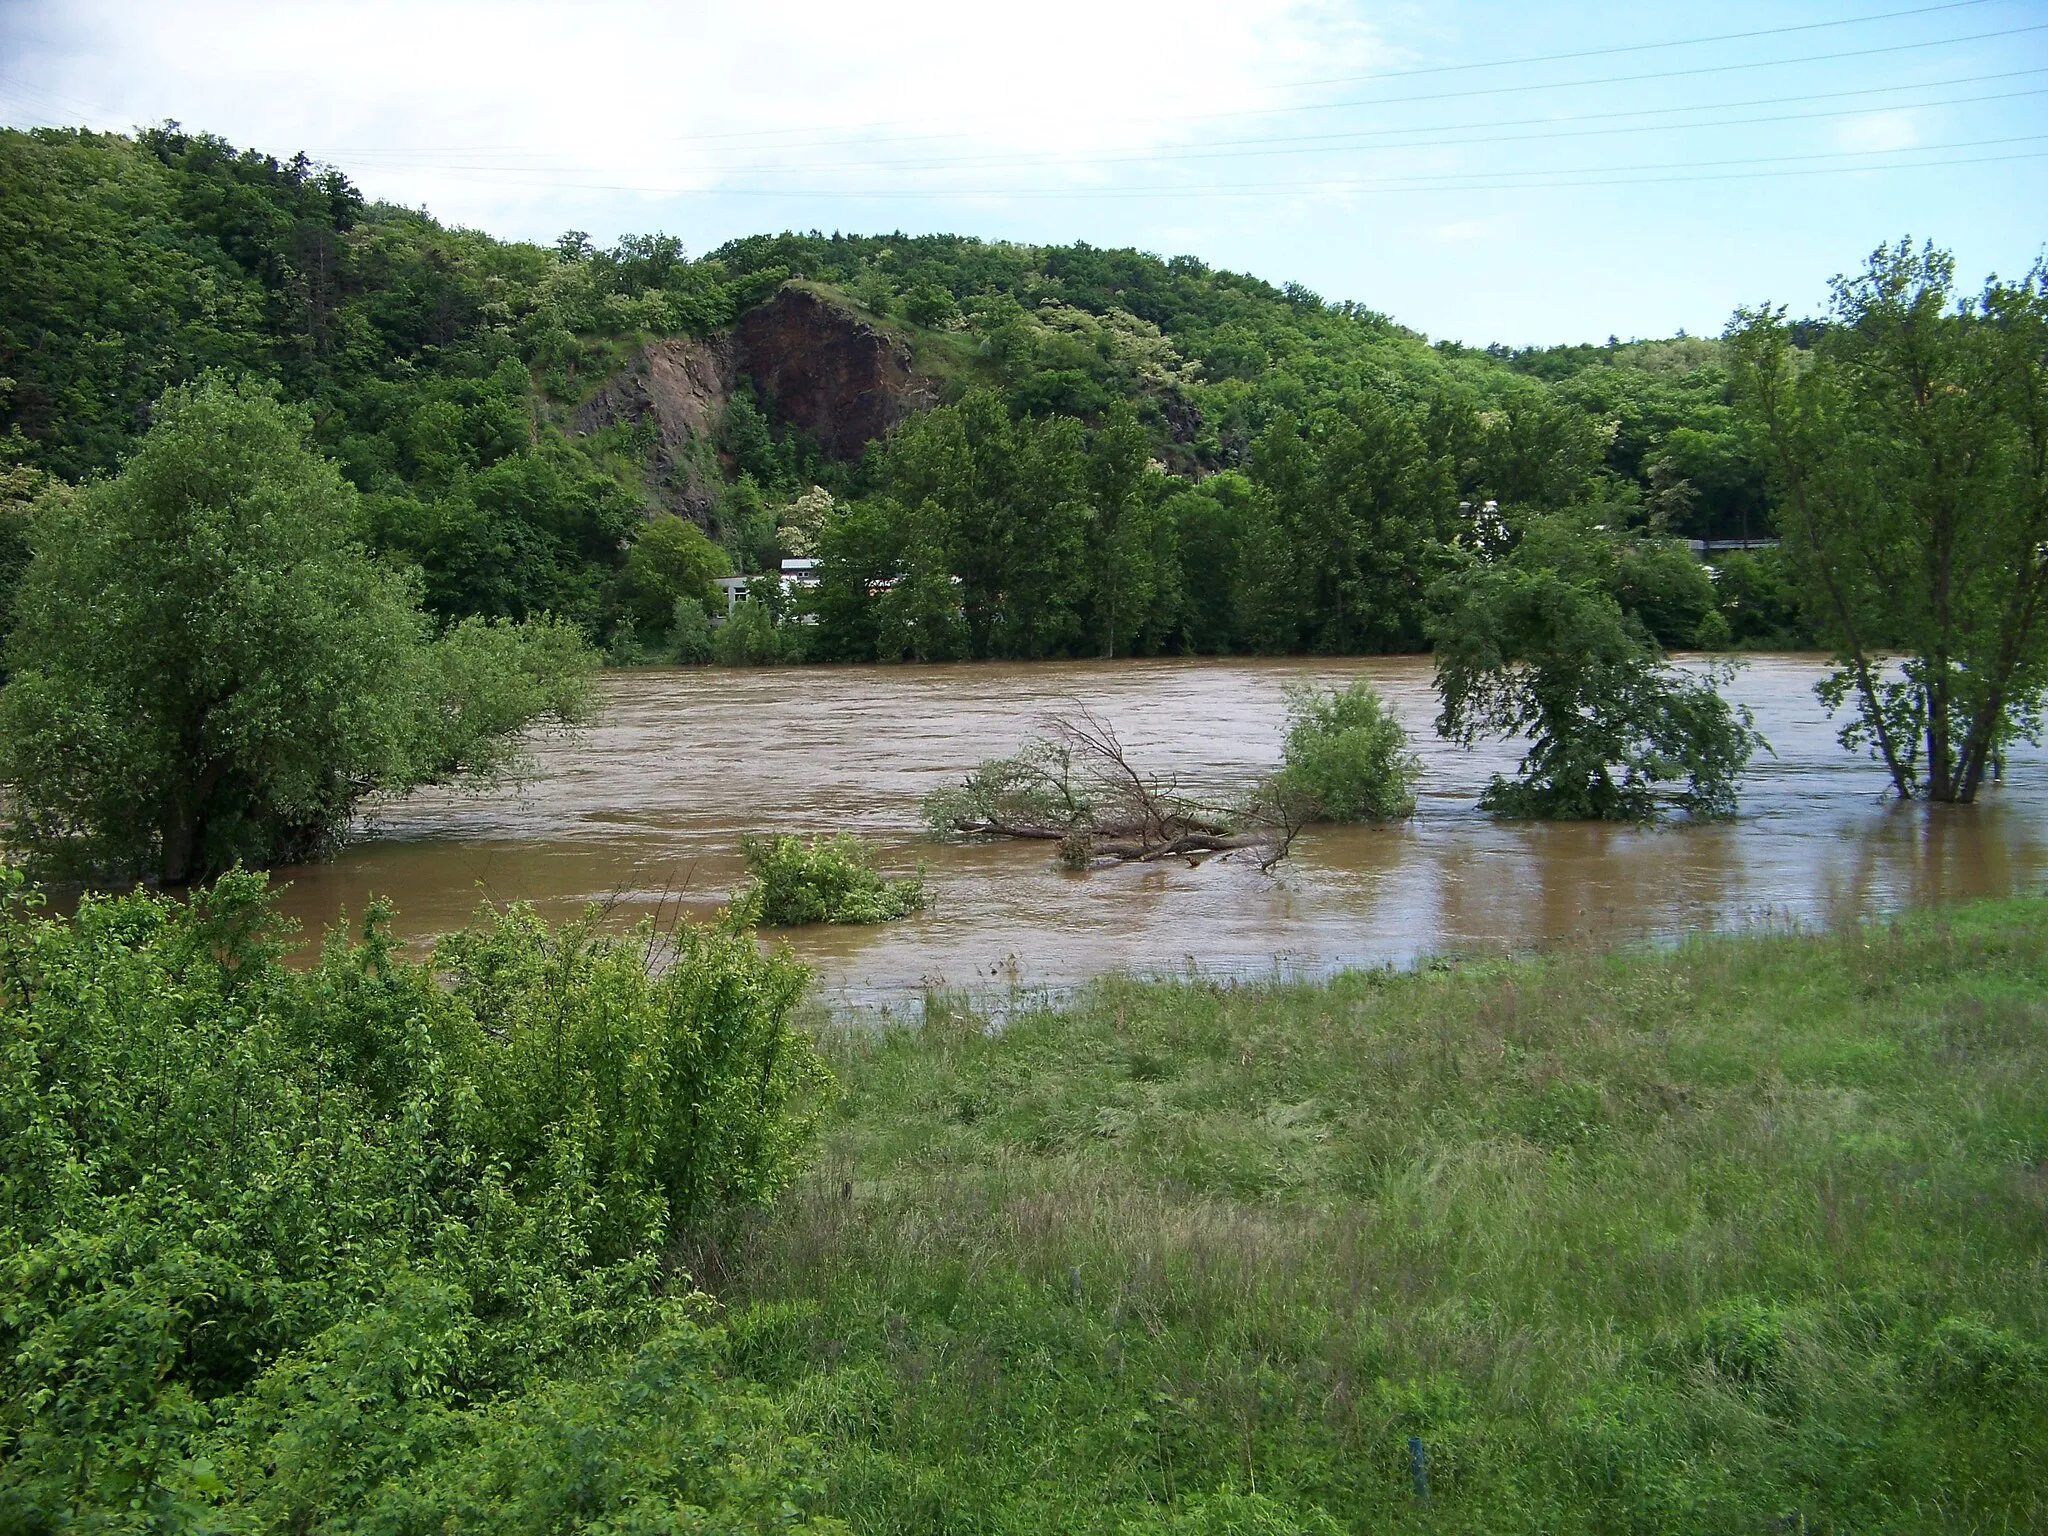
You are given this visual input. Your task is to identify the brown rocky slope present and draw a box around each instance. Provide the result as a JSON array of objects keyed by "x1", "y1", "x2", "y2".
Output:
[{"x1": 573, "y1": 283, "x2": 938, "y2": 521}]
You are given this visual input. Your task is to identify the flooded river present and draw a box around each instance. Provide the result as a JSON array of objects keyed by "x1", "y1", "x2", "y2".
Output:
[{"x1": 267, "y1": 655, "x2": 2048, "y2": 1008}]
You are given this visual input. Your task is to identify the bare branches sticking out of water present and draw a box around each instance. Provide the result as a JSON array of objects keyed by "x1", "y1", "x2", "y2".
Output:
[{"x1": 923, "y1": 708, "x2": 1282, "y2": 869}]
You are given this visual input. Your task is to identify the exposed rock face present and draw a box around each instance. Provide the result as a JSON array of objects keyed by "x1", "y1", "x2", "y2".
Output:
[
  {"x1": 573, "y1": 334, "x2": 734, "y2": 519},
  {"x1": 575, "y1": 284, "x2": 938, "y2": 523},
  {"x1": 732, "y1": 285, "x2": 937, "y2": 461}
]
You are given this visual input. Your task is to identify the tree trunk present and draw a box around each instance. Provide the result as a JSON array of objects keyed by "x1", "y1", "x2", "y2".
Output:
[{"x1": 161, "y1": 760, "x2": 226, "y2": 886}]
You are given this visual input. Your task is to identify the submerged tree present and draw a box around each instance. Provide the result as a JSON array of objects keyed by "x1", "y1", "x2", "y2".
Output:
[
  {"x1": 0, "y1": 375, "x2": 596, "y2": 883},
  {"x1": 1432, "y1": 563, "x2": 1761, "y2": 820},
  {"x1": 1729, "y1": 240, "x2": 2048, "y2": 802},
  {"x1": 925, "y1": 710, "x2": 1275, "y2": 866}
]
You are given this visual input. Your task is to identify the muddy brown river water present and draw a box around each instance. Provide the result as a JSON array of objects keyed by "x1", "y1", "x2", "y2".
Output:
[{"x1": 266, "y1": 655, "x2": 2048, "y2": 1009}]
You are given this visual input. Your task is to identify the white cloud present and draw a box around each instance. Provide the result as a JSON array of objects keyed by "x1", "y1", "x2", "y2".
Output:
[{"x1": 1, "y1": 0, "x2": 1392, "y2": 237}]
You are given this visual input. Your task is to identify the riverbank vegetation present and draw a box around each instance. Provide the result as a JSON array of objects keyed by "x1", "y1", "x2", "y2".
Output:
[
  {"x1": 0, "y1": 377, "x2": 595, "y2": 883},
  {"x1": 2, "y1": 123, "x2": 1796, "y2": 675},
  {"x1": 0, "y1": 871, "x2": 832, "y2": 1532},
  {"x1": 721, "y1": 892, "x2": 2048, "y2": 1533},
  {"x1": 7, "y1": 874, "x2": 2042, "y2": 1530}
]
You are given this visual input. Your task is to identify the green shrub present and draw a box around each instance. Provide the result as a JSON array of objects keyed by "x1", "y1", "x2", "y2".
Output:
[
  {"x1": 712, "y1": 594, "x2": 806, "y2": 666},
  {"x1": 672, "y1": 595, "x2": 716, "y2": 663},
  {"x1": 1919, "y1": 1314, "x2": 2043, "y2": 1401},
  {"x1": 1268, "y1": 678, "x2": 1421, "y2": 821},
  {"x1": 0, "y1": 869, "x2": 833, "y2": 1530},
  {"x1": 734, "y1": 833, "x2": 927, "y2": 926}
]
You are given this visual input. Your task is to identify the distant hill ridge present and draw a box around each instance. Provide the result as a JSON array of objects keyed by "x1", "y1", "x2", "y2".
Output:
[{"x1": 0, "y1": 124, "x2": 1777, "y2": 651}]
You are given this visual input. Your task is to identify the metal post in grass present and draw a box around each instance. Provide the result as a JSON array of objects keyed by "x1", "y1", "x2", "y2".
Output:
[{"x1": 1409, "y1": 1436, "x2": 1429, "y2": 1502}]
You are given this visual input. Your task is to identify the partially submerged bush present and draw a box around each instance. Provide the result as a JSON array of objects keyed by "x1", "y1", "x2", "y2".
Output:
[
  {"x1": 1266, "y1": 678, "x2": 1420, "y2": 822},
  {"x1": 0, "y1": 869, "x2": 833, "y2": 1529},
  {"x1": 734, "y1": 832, "x2": 928, "y2": 926}
]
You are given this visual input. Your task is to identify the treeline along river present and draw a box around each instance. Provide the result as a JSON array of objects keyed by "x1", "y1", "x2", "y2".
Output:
[{"x1": 267, "y1": 656, "x2": 2048, "y2": 1007}]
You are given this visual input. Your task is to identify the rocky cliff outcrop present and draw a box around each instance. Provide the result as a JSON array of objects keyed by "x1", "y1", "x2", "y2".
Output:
[
  {"x1": 731, "y1": 285, "x2": 938, "y2": 461},
  {"x1": 576, "y1": 283, "x2": 937, "y2": 522},
  {"x1": 572, "y1": 334, "x2": 734, "y2": 519}
]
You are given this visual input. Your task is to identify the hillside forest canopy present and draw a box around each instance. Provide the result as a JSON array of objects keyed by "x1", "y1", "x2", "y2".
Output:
[
  {"x1": 2, "y1": 123, "x2": 2044, "y2": 830},
  {"x1": 1, "y1": 123, "x2": 1784, "y2": 663}
]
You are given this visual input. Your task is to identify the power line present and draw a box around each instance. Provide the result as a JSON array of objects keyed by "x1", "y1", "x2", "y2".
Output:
[
  {"x1": 1237, "y1": 20, "x2": 2048, "y2": 122},
  {"x1": 330, "y1": 82, "x2": 2048, "y2": 182},
  {"x1": 330, "y1": 67, "x2": 2048, "y2": 169},
  {"x1": 378, "y1": 134, "x2": 2047, "y2": 200},
  {"x1": 304, "y1": 11, "x2": 2048, "y2": 159},
  {"x1": 1276, "y1": 0, "x2": 2002, "y2": 91}
]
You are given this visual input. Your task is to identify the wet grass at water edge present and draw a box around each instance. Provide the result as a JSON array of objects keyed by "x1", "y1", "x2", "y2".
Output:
[{"x1": 716, "y1": 898, "x2": 2048, "y2": 1533}]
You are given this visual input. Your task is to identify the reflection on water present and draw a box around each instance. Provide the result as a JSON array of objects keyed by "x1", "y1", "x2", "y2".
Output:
[{"x1": 266, "y1": 655, "x2": 2048, "y2": 1006}]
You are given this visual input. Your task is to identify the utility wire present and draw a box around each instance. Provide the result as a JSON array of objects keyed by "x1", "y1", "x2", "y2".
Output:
[
  {"x1": 334, "y1": 82, "x2": 2048, "y2": 181},
  {"x1": 390, "y1": 135, "x2": 2048, "y2": 200},
  {"x1": 302, "y1": 8, "x2": 2047, "y2": 157},
  {"x1": 329, "y1": 67, "x2": 2048, "y2": 171}
]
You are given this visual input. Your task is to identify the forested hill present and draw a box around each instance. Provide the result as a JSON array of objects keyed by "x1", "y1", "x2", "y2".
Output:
[{"x1": 0, "y1": 124, "x2": 1795, "y2": 662}]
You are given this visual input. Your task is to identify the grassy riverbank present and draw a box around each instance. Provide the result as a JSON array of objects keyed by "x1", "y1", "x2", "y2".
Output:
[{"x1": 718, "y1": 898, "x2": 2048, "y2": 1533}]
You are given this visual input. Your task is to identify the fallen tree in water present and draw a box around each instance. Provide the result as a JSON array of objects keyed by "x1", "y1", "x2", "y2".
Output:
[{"x1": 922, "y1": 710, "x2": 1291, "y2": 868}]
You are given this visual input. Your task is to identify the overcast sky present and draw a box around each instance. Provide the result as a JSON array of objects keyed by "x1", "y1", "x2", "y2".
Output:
[{"x1": 3, "y1": 0, "x2": 2044, "y2": 344}]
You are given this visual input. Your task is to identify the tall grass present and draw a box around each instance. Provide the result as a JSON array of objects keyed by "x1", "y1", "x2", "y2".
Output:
[{"x1": 722, "y1": 901, "x2": 2048, "y2": 1533}]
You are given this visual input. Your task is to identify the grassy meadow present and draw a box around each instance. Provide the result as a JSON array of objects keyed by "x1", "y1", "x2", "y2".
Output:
[{"x1": 713, "y1": 899, "x2": 2048, "y2": 1533}]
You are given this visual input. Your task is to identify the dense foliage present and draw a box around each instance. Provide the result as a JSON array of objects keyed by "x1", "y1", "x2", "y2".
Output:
[
  {"x1": 1266, "y1": 678, "x2": 1421, "y2": 823},
  {"x1": 734, "y1": 833, "x2": 928, "y2": 926},
  {"x1": 1, "y1": 125, "x2": 1800, "y2": 674},
  {"x1": 1731, "y1": 240, "x2": 2048, "y2": 803},
  {"x1": 1431, "y1": 519, "x2": 1762, "y2": 819},
  {"x1": 0, "y1": 377, "x2": 594, "y2": 881},
  {"x1": 0, "y1": 872, "x2": 833, "y2": 1531}
]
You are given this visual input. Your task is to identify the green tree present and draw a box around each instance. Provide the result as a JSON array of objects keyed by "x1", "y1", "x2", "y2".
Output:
[
  {"x1": 1432, "y1": 562, "x2": 1761, "y2": 820},
  {"x1": 1730, "y1": 240, "x2": 2048, "y2": 802},
  {"x1": 886, "y1": 390, "x2": 1090, "y2": 659},
  {"x1": 876, "y1": 498, "x2": 966, "y2": 663},
  {"x1": 1166, "y1": 474, "x2": 1254, "y2": 653},
  {"x1": 1246, "y1": 400, "x2": 1456, "y2": 654},
  {"x1": 0, "y1": 376, "x2": 594, "y2": 882},
  {"x1": 615, "y1": 513, "x2": 731, "y2": 638},
  {"x1": 1087, "y1": 401, "x2": 1174, "y2": 658}
]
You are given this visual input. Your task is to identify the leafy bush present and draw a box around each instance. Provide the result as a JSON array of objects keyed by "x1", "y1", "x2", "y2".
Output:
[
  {"x1": 1268, "y1": 678, "x2": 1420, "y2": 821},
  {"x1": 672, "y1": 595, "x2": 716, "y2": 663},
  {"x1": 734, "y1": 833, "x2": 927, "y2": 926},
  {"x1": 0, "y1": 869, "x2": 833, "y2": 1530},
  {"x1": 712, "y1": 593, "x2": 807, "y2": 666}
]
